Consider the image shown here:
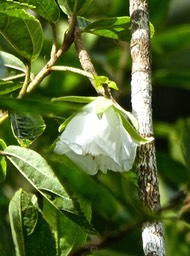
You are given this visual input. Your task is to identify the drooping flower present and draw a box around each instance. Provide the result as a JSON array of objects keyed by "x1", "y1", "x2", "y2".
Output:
[{"x1": 54, "y1": 97, "x2": 141, "y2": 175}]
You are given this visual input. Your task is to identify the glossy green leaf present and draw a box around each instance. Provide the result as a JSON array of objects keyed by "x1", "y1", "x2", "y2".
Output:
[
  {"x1": 17, "y1": 0, "x2": 60, "y2": 23},
  {"x1": 0, "y1": 8, "x2": 43, "y2": 60},
  {"x1": 9, "y1": 189, "x2": 56, "y2": 256},
  {"x1": 10, "y1": 112, "x2": 46, "y2": 147},
  {"x1": 5, "y1": 146, "x2": 95, "y2": 234},
  {"x1": 58, "y1": 0, "x2": 93, "y2": 15},
  {"x1": 0, "y1": 82, "x2": 22, "y2": 95},
  {"x1": 0, "y1": 139, "x2": 7, "y2": 183}
]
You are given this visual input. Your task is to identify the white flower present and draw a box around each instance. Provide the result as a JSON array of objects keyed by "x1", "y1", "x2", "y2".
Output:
[{"x1": 54, "y1": 97, "x2": 139, "y2": 175}]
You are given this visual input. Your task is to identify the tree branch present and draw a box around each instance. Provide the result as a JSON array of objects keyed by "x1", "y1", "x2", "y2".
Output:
[
  {"x1": 129, "y1": 0, "x2": 165, "y2": 255},
  {"x1": 73, "y1": 23, "x2": 112, "y2": 98}
]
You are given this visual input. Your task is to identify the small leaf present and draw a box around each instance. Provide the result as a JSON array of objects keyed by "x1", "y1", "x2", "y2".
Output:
[
  {"x1": 5, "y1": 146, "x2": 95, "y2": 234},
  {"x1": 58, "y1": 0, "x2": 93, "y2": 16},
  {"x1": 10, "y1": 112, "x2": 46, "y2": 147},
  {"x1": 93, "y1": 75, "x2": 119, "y2": 91},
  {"x1": 17, "y1": 0, "x2": 60, "y2": 23},
  {"x1": 0, "y1": 139, "x2": 7, "y2": 183},
  {"x1": 0, "y1": 8, "x2": 43, "y2": 60}
]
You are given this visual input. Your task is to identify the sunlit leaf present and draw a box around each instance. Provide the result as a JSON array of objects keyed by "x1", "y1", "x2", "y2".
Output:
[
  {"x1": 52, "y1": 95, "x2": 96, "y2": 104},
  {"x1": 58, "y1": 0, "x2": 93, "y2": 15},
  {"x1": 9, "y1": 189, "x2": 56, "y2": 256},
  {"x1": 0, "y1": 82, "x2": 22, "y2": 95},
  {"x1": 10, "y1": 112, "x2": 46, "y2": 147},
  {"x1": 43, "y1": 198, "x2": 89, "y2": 255},
  {"x1": 17, "y1": 0, "x2": 60, "y2": 23},
  {"x1": 82, "y1": 16, "x2": 154, "y2": 40},
  {"x1": 0, "y1": 139, "x2": 7, "y2": 183},
  {"x1": 0, "y1": 97, "x2": 78, "y2": 115},
  {"x1": 0, "y1": 8, "x2": 43, "y2": 60},
  {"x1": 93, "y1": 75, "x2": 119, "y2": 91},
  {"x1": 83, "y1": 16, "x2": 131, "y2": 41},
  {"x1": 0, "y1": 51, "x2": 26, "y2": 76},
  {"x1": 5, "y1": 146, "x2": 95, "y2": 234}
]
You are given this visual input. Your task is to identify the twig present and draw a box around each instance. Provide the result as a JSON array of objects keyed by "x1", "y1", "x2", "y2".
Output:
[
  {"x1": 27, "y1": 15, "x2": 76, "y2": 93},
  {"x1": 69, "y1": 219, "x2": 143, "y2": 256},
  {"x1": 129, "y1": 0, "x2": 165, "y2": 255},
  {"x1": 74, "y1": 23, "x2": 112, "y2": 98},
  {"x1": 17, "y1": 60, "x2": 31, "y2": 99},
  {"x1": 49, "y1": 66, "x2": 94, "y2": 79}
]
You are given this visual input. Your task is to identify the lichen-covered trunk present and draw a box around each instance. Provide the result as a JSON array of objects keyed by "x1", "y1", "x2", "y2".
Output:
[{"x1": 129, "y1": 0, "x2": 166, "y2": 255}]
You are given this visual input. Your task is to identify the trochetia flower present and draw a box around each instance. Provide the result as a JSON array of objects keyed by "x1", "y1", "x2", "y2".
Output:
[{"x1": 54, "y1": 97, "x2": 140, "y2": 175}]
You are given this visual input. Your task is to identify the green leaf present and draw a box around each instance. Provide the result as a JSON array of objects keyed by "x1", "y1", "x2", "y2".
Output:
[
  {"x1": 52, "y1": 95, "x2": 96, "y2": 104},
  {"x1": 52, "y1": 157, "x2": 118, "y2": 219},
  {"x1": 58, "y1": 0, "x2": 93, "y2": 16},
  {"x1": 0, "y1": 51, "x2": 26, "y2": 75},
  {"x1": 9, "y1": 189, "x2": 56, "y2": 256},
  {"x1": 10, "y1": 112, "x2": 46, "y2": 147},
  {"x1": 83, "y1": 16, "x2": 131, "y2": 41},
  {"x1": 0, "y1": 139, "x2": 7, "y2": 183},
  {"x1": 0, "y1": 82, "x2": 22, "y2": 95},
  {"x1": 5, "y1": 146, "x2": 95, "y2": 234},
  {"x1": 93, "y1": 75, "x2": 119, "y2": 91},
  {"x1": 82, "y1": 16, "x2": 154, "y2": 40},
  {"x1": 17, "y1": 0, "x2": 60, "y2": 23},
  {"x1": 43, "y1": 199, "x2": 89, "y2": 255},
  {"x1": 9, "y1": 189, "x2": 26, "y2": 256},
  {"x1": 0, "y1": 97, "x2": 79, "y2": 115},
  {"x1": 0, "y1": 8, "x2": 43, "y2": 60},
  {"x1": 114, "y1": 106, "x2": 151, "y2": 143}
]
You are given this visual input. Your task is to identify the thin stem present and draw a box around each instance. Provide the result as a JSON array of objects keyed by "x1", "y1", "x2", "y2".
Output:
[
  {"x1": 18, "y1": 60, "x2": 31, "y2": 99},
  {"x1": 27, "y1": 16, "x2": 76, "y2": 93},
  {"x1": 74, "y1": 23, "x2": 112, "y2": 98},
  {"x1": 49, "y1": 66, "x2": 93, "y2": 79}
]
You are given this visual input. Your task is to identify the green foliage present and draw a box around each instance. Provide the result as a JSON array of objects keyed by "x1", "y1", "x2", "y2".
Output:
[
  {"x1": 17, "y1": 0, "x2": 60, "y2": 23},
  {"x1": 0, "y1": 0, "x2": 190, "y2": 255},
  {"x1": 10, "y1": 112, "x2": 46, "y2": 147},
  {"x1": 9, "y1": 189, "x2": 57, "y2": 256},
  {"x1": 0, "y1": 2, "x2": 43, "y2": 60},
  {"x1": 58, "y1": 0, "x2": 93, "y2": 15}
]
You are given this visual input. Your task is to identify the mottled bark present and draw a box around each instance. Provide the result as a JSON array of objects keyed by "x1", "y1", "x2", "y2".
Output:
[{"x1": 129, "y1": 0, "x2": 165, "y2": 255}]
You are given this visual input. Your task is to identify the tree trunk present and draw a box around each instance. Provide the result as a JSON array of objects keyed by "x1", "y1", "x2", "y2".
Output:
[{"x1": 129, "y1": 0, "x2": 166, "y2": 255}]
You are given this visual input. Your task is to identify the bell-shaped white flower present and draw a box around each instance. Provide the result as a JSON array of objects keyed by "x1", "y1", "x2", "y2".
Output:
[{"x1": 54, "y1": 97, "x2": 139, "y2": 175}]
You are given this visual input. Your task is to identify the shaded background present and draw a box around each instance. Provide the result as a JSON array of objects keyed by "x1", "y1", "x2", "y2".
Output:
[{"x1": 1, "y1": 0, "x2": 190, "y2": 255}]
